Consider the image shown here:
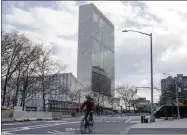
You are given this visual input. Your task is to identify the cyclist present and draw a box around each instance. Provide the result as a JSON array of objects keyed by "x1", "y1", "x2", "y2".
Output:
[{"x1": 80, "y1": 95, "x2": 94, "y2": 125}]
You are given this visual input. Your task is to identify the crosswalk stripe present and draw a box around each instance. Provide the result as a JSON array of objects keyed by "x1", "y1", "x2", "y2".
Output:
[
  {"x1": 53, "y1": 130, "x2": 60, "y2": 133},
  {"x1": 2, "y1": 131, "x2": 12, "y2": 134},
  {"x1": 47, "y1": 131, "x2": 55, "y2": 134}
]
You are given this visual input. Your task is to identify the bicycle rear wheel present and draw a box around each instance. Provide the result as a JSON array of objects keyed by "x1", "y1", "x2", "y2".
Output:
[
  {"x1": 80, "y1": 118, "x2": 86, "y2": 134},
  {"x1": 88, "y1": 119, "x2": 93, "y2": 133}
]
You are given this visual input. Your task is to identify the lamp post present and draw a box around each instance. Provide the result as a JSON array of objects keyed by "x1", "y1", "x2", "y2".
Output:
[
  {"x1": 163, "y1": 73, "x2": 181, "y2": 119},
  {"x1": 122, "y1": 30, "x2": 155, "y2": 122}
]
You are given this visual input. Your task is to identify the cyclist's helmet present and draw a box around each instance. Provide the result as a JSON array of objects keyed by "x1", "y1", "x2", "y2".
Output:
[{"x1": 85, "y1": 95, "x2": 92, "y2": 100}]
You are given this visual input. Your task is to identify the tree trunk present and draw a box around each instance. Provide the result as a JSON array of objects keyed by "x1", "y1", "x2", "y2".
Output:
[
  {"x1": 22, "y1": 91, "x2": 25, "y2": 111},
  {"x1": 42, "y1": 77, "x2": 46, "y2": 112},
  {"x1": 43, "y1": 92, "x2": 46, "y2": 112},
  {"x1": 15, "y1": 69, "x2": 21, "y2": 106},
  {"x1": 2, "y1": 77, "x2": 8, "y2": 106},
  {"x1": 133, "y1": 105, "x2": 135, "y2": 112},
  {"x1": 125, "y1": 102, "x2": 127, "y2": 112}
]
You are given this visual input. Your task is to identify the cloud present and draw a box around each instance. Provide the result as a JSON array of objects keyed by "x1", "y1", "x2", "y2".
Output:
[{"x1": 2, "y1": 1, "x2": 187, "y2": 102}]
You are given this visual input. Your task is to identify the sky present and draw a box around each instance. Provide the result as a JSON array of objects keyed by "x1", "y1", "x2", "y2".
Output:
[{"x1": 2, "y1": 1, "x2": 187, "y2": 102}]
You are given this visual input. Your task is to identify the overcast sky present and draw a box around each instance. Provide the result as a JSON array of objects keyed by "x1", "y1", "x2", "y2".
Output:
[{"x1": 2, "y1": 1, "x2": 187, "y2": 102}]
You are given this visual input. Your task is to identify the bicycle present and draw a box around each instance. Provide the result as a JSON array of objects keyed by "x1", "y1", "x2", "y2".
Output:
[{"x1": 80, "y1": 111, "x2": 94, "y2": 134}]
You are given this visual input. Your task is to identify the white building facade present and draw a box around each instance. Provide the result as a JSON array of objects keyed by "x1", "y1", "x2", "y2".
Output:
[{"x1": 3, "y1": 73, "x2": 85, "y2": 111}]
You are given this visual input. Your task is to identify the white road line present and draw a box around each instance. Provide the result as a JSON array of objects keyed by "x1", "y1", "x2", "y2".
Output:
[
  {"x1": 47, "y1": 131, "x2": 55, "y2": 134},
  {"x1": 2, "y1": 121, "x2": 41, "y2": 126},
  {"x1": 2, "y1": 121, "x2": 79, "y2": 133},
  {"x1": 2, "y1": 127, "x2": 30, "y2": 131},
  {"x1": 1, "y1": 131, "x2": 12, "y2": 134},
  {"x1": 53, "y1": 130, "x2": 60, "y2": 133},
  {"x1": 125, "y1": 118, "x2": 132, "y2": 123},
  {"x1": 2, "y1": 122, "x2": 73, "y2": 131}
]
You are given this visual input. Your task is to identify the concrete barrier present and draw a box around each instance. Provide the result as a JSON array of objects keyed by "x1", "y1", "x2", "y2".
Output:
[
  {"x1": 52, "y1": 112, "x2": 63, "y2": 120},
  {"x1": 3, "y1": 110, "x2": 72, "y2": 122},
  {"x1": 42, "y1": 112, "x2": 52, "y2": 120},
  {"x1": 2, "y1": 109, "x2": 13, "y2": 122},
  {"x1": 125, "y1": 113, "x2": 150, "y2": 116},
  {"x1": 13, "y1": 111, "x2": 53, "y2": 121},
  {"x1": 13, "y1": 110, "x2": 28, "y2": 121}
]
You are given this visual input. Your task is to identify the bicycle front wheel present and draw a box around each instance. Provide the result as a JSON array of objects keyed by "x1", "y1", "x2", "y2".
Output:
[{"x1": 80, "y1": 118, "x2": 86, "y2": 134}]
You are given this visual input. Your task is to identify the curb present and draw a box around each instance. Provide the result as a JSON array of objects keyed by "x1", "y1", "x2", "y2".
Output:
[
  {"x1": 2, "y1": 118, "x2": 47, "y2": 123},
  {"x1": 2, "y1": 117, "x2": 75, "y2": 123}
]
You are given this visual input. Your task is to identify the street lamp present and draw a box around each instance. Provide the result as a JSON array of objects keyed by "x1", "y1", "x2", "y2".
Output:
[
  {"x1": 122, "y1": 29, "x2": 155, "y2": 122},
  {"x1": 162, "y1": 73, "x2": 182, "y2": 119}
]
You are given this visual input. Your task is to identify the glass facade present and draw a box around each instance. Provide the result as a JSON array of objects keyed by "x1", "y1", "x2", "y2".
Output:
[
  {"x1": 77, "y1": 4, "x2": 114, "y2": 97},
  {"x1": 91, "y1": 8, "x2": 114, "y2": 96}
]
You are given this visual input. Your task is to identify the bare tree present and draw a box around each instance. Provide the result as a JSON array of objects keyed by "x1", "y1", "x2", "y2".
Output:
[
  {"x1": 115, "y1": 85, "x2": 136, "y2": 112},
  {"x1": 1, "y1": 30, "x2": 31, "y2": 106},
  {"x1": 35, "y1": 47, "x2": 67, "y2": 111},
  {"x1": 19, "y1": 44, "x2": 43, "y2": 111}
]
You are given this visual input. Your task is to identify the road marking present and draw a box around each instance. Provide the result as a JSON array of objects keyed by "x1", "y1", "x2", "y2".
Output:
[
  {"x1": 47, "y1": 131, "x2": 55, "y2": 134},
  {"x1": 125, "y1": 118, "x2": 132, "y2": 123},
  {"x1": 65, "y1": 128, "x2": 76, "y2": 132},
  {"x1": 1, "y1": 131, "x2": 12, "y2": 134},
  {"x1": 53, "y1": 130, "x2": 60, "y2": 133},
  {"x1": 2, "y1": 121, "x2": 79, "y2": 133},
  {"x1": 2, "y1": 121, "x2": 41, "y2": 126}
]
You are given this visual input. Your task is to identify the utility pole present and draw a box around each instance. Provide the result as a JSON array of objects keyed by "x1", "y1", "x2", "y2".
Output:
[
  {"x1": 150, "y1": 33, "x2": 155, "y2": 122},
  {"x1": 122, "y1": 30, "x2": 155, "y2": 122}
]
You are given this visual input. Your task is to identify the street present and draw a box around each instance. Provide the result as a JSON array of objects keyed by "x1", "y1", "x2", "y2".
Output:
[{"x1": 2, "y1": 116, "x2": 139, "y2": 134}]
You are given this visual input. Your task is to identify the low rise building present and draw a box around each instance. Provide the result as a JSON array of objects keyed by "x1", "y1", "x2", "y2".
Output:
[{"x1": 2, "y1": 73, "x2": 86, "y2": 111}]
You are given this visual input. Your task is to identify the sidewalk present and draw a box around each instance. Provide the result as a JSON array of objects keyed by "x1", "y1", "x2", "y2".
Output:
[
  {"x1": 127, "y1": 118, "x2": 187, "y2": 134},
  {"x1": 131, "y1": 118, "x2": 187, "y2": 128}
]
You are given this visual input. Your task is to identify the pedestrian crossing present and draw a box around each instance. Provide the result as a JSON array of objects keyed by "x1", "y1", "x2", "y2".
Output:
[
  {"x1": 2, "y1": 118, "x2": 140, "y2": 134},
  {"x1": 47, "y1": 130, "x2": 61, "y2": 134}
]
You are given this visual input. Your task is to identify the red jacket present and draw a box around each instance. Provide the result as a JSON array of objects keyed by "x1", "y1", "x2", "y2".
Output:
[{"x1": 81, "y1": 101, "x2": 94, "y2": 111}]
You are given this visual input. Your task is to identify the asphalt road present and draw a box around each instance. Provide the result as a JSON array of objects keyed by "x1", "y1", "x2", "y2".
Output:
[
  {"x1": 127, "y1": 128, "x2": 187, "y2": 134},
  {"x1": 2, "y1": 116, "x2": 139, "y2": 134}
]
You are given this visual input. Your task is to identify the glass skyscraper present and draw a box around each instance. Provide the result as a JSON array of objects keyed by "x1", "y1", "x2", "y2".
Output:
[{"x1": 77, "y1": 3, "x2": 115, "y2": 96}]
